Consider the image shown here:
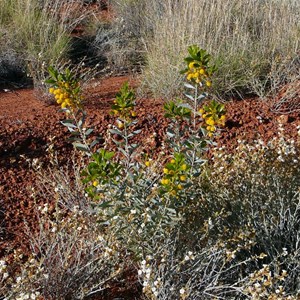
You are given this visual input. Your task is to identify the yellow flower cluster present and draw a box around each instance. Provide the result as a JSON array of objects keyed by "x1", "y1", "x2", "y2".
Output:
[
  {"x1": 112, "y1": 104, "x2": 137, "y2": 127},
  {"x1": 199, "y1": 108, "x2": 226, "y2": 137},
  {"x1": 49, "y1": 82, "x2": 79, "y2": 110},
  {"x1": 186, "y1": 62, "x2": 211, "y2": 86},
  {"x1": 161, "y1": 159, "x2": 188, "y2": 196}
]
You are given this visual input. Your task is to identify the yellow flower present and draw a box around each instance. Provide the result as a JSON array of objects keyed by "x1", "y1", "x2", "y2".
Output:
[
  {"x1": 194, "y1": 72, "x2": 200, "y2": 79},
  {"x1": 170, "y1": 190, "x2": 177, "y2": 196},
  {"x1": 61, "y1": 102, "x2": 67, "y2": 109},
  {"x1": 92, "y1": 180, "x2": 98, "y2": 187},
  {"x1": 177, "y1": 184, "x2": 183, "y2": 190},
  {"x1": 145, "y1": 161, "x2": 151, "y2": 167},
  {"x1": 49, "y1": 87, "x2": 55, "y2": 94},
  {"x1": 219, "y1": 115, "x2": 226, "y2": 125},
  {"x1": 187, "y1": 73, "x2": 193, "y2": 81},
  {"x1": 54, "y1": 88, "x2": 61, "y2": 95},
  {"x1": 163, "y1": 168, "x2": 169, "y2": 174},
  {"x1": 208, "y1": 132, "x2": 213, "y2": 137},
  {"x1": 199, "y1": 68, "x2": 205, "y2": 75},
  {"x1": 206, "y1": 118, "x2": 215, "y2": 126},
  {"x1": 161, "y1": 178, "x2": 169, "y2": 185},
  {"x1": 170, "y1": 159, "x2": 176, "y2": 164},
  {"x1": 188, "y1": 62, "x2": 195, "y2": 69},
  {"x1": 199, "y1": 108, "x2": 204, "y2": 115},
  {"x1": 180, "y1": 175, "x2": 186, "y2": 182},
  {"x1": 65, "y1": 98, "x2": 72, "y2": 106},
  {"x1": 206, "y1": 81, "x2": 212, "y2": 87},
  {"x1": 64, "y1": 82, "x2": 69, "y2": 89},
  {"x1": 181, "y1": 164, "x2": 187, "y2": 171},
  {"x1": 131, "y1": 111, "x2": 137, "y2": 117}
]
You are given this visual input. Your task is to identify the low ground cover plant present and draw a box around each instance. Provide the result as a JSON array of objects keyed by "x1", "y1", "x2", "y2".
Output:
[{"x1": 1, "y1": 46, "x2": 299, "y2": 299}]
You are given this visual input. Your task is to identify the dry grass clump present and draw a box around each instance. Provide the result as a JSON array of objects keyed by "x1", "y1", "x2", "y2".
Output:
[
  {"x1": 0, "y1": 0, "x2": 95, "y2": 91},
  {"x1": 110, "y1": 0, "x2": 300, "y2": 99}
]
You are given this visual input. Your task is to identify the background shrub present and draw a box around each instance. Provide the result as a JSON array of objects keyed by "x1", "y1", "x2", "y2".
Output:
[
  {"x1": 0, "y1": 0, "x2": 97, "y2": 92},
  {"x1": 109, "y1": 0, "x2": 300, "y2": 99}
]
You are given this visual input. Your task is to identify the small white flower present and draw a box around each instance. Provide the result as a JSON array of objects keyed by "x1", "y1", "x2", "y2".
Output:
[
  {"x1": 180, "y1": 288, "x2": 185, "y2": 295},
  {"x1": 138, "y1": 269, "x2": 143, "y2": 276},
  {"x1": 282, "y1": 248, "x2": 288, "y2": 256},
  {"x1": 130, "y1": 209, "x2": 137, "y2": 214},
  {"x1": 143, "y1": 280, "x2": 148, "y2": 287},
  {"x1": 0, "y1": 260, "x2": 6, "y2": 267}
]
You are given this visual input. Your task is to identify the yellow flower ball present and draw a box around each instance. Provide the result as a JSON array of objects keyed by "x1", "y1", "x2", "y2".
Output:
[
  {"x1": 145, "y1": 161, "x2": 151, "y2": 167},
  {"x1": 49, "y1": 87, "x2": 55, "y2": 94},
  {"x1": 206, "y1": 118, "x2": 215, "y2": 126},
  {"x1": 170, "y1": 159, "x2": 176, "y2": 164},
  {"x1": 181, "y1": 164, "x2": 187, "y2": 171},
  {"x1": 163, "y1": 168, "x2": 169, "y2": 174},
  {"x1": 199, "y1": 68, "x2": 205, "y2": 75},
  {"x1": 92, "y1": 180, "x2": 98, "y2": 187},
  {"x1": 161, "y1": 178, "x2": 169, "y2": 185},
  {"x1": 206, "y1": 81, "x2": 212, "y2": 87},
  {"x1": 170, "y1": 190, "x2": 177, "y2": 196},
  {"x1": 54, "y1": 88, "x2": 61, "y2": 95},
  {"x1": 187, "y1": 73, "x2": 193, "y2": 81},
  {"x1": 199, "y1": 109, "x2": 204, "y2": 115},
  {"x1": 131, "y1": 111, "x2": 137, "y2": 117},
  {"x1": 188, "y1": 62, "x2": 195, "y2": 69},
  {"x1": 65, "y1": 98, "x2": 71, "y2": 106},
  {"x1": 177, "y1": 184, "x2": 183, "y2": 190},
  {"x1": 61, "y1": 102, "x2": 67, "y2": 109},
  {"x1": 194, "y1": 72, "x2": 200, "y2": 79},
  {"x1": 180, "y1": 175, "x2": 186, "y2": 182}
]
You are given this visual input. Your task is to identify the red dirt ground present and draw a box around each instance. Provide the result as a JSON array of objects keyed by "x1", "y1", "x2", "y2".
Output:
[{"x1": 0, "y1": 75, "x2": 299, "y2": 299}]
